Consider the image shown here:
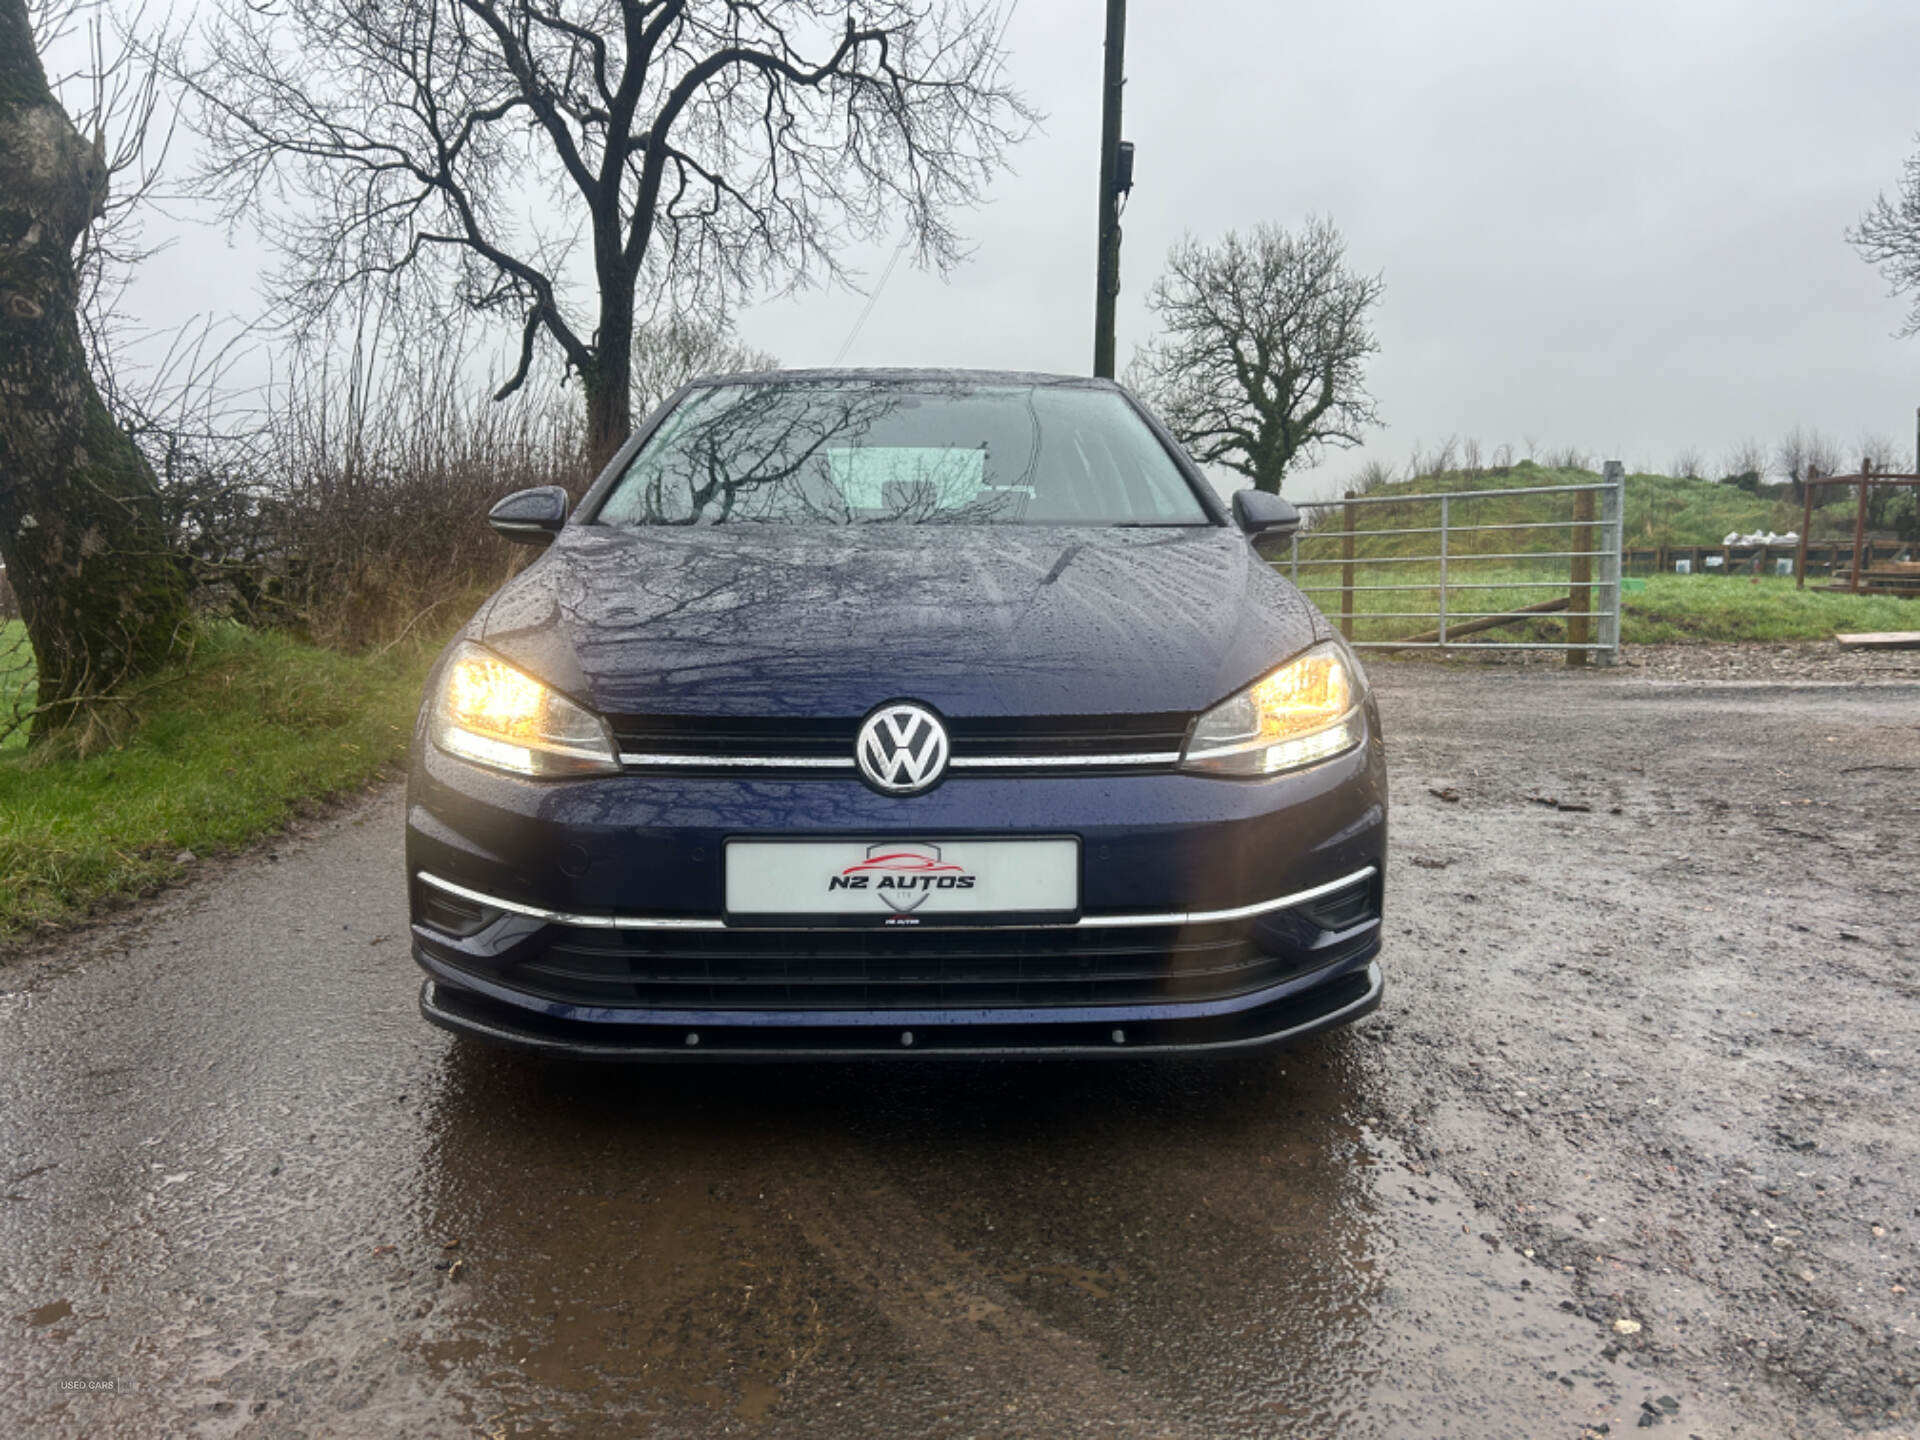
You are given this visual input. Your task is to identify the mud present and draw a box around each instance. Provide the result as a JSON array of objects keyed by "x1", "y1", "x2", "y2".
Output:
[{"x1": 2, "y1": 655, "x2": 1916, "y2": 1438}]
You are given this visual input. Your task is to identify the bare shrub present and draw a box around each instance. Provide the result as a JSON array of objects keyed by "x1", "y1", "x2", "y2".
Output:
[
  {"x1": 633, "y1": 317, "x2": 780, "y2": 421},
  {"x1": 1669, "y1": 447, "x2": 1704, "y2": 479},
  {"x1": 124, "y1": 303, "x2": 585, "y2": 651},
  {"x1": 1545, "y1": 445, "x2": 1592, "y2": 472},
  {"x1": 255, "y1": 342, "x2": 586, "y2": 651},
  {"x1": 1408, "y1": 437, "x2": 1459, "y2": 479},
  {"x1": 1460, "y1": 437, "x2": 1482, "y2": 474},
  {"x1": 1491, "y1": 442, "x2": 1513, "y2": 469},
  {"x1": 121, "y1": 290, "x2": 778, "y2": 652},
  {"x1": 1719, "y1": 438, "x2": 1768, "y2": 485},
  {"x1": 1345, "y1": 459, "x2": 1396, "y2": 496}
]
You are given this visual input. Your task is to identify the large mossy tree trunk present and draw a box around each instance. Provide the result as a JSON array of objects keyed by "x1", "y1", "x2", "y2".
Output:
[{"x1": 0, "y1": 0, "x2": 187, "y2": 741}]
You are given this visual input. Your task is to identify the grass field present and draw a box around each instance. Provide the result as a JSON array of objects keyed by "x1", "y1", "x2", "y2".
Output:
[
  {"x1": 1620, "y1": 574, "x2": 1918, "y2": 643},
  {"x1": 0, "y1": 622, "x2": 436, "y2": 941}
]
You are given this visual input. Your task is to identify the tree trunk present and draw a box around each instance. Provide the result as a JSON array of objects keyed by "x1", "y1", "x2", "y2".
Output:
[
  {"x1": 1252, "y1": 448, "x2": 1288, "y2": 495},
  {"x1": 0, "y1": 0, "x2": 188, "y2": 739},
  {"x1": 582, "y1": 264, "x2": 636, "y2": 477}
]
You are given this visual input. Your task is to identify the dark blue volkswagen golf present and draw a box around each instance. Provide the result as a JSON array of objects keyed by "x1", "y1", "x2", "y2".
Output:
[{"x1": 406, "y1": 370, "x2": 1386, "y2": 1058}]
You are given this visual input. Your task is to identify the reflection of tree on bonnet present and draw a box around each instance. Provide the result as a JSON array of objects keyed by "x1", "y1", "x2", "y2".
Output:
[{"x1": 594, "y1": 380, "x2": 1212, "y2": 529}]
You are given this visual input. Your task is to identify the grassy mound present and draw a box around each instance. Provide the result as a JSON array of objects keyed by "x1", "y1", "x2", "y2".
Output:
[{"x1": 1303, "y1": 463, "x2": 1809, "y2": 563}]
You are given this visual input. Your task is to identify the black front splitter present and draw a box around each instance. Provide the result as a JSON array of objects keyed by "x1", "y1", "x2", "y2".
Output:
[{"x1": 417, "y1": 961, "x2": 1383, "y2": 1062}]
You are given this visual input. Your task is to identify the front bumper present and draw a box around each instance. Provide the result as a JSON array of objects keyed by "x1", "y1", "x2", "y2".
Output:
[{"x1": 406, "y1": 703, "x2": 1387, "y2": 1057}]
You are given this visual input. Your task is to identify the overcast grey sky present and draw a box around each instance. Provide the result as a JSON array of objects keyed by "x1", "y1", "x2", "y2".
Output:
[
  {"x1": 117, "y1": 0, "x2": 1920, "y2": 502},
  {"x1": 731, "y1": 0, "x2": 1920, "y2": 500}
]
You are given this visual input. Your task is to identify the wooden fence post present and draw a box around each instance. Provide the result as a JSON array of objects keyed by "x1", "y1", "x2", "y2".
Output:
[
  {"x1": 1568, "y1": 487, "x2": 1594, "y2": 667},
  {"x1": 1852, "y1": 471, "x2": 1870, "y2": 593},
  {"x1": 1340, "y1": 495, "x2": 1355, "y2": 641},
  {"x1": 1797, "y1": 481, "x2": 1814, "y2": 589}
]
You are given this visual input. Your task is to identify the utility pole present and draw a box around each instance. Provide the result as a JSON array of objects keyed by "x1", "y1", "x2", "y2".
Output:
[{"x1": 1092, "y1": 0, "x2": 1129, "y2": 378}]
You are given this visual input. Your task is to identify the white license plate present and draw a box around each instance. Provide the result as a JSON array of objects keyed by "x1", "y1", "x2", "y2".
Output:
[{"x1": 724, "y1": 838, "x2": 1080, "y2": 924}]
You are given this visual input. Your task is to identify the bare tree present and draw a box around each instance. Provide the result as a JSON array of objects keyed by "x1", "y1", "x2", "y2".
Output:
[
  {"x1": 177, "y1": 0, "x2": 1032, "y2": 469},
  {"x1": 1851, "y1": 139, "x2": 1920, "y2": 335},
  {"x1": 1858, "y1": 432, "x2": 1903, "y2": 474},
  {"x1": 631, "y1": 313, "x2": 778, "y2": 420},
  {"x1": 1775, "y1": 426, "x2": 1841, "y2": 502},
  {"x1": 1490, "y1": 441, "x2": 1513, "y2": 469},
  {"x1": 1669, "y1": 446, "x2": 1704, "y2": 480},
  {"x1": 1460, "y1": 436, "x2": 1482, "y2": 474},
  {"x1": 1125, "y1": 218, "x2": 1383, "y2": 495},
  {"x1": 0, "y1": 0, "x2": 189, "y2": 742},
  {"x1": 1807, "y1": 431, "x2": 1843, "y2": 479},
  {"x1": 1775, "y1": 428, "x2": 1808, "y2": 491}
]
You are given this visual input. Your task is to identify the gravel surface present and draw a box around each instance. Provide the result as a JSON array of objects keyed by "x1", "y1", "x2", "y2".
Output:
[
  {"x1": 1, "y1": 657, "x2": 1916, "y2": 1438},
  {"x1": 1379, "y1": 661, "x2": 1920, "y2": 1439},
  {"x1": 1402, "y1": 639, "x2": 1920, "y2": 684}
]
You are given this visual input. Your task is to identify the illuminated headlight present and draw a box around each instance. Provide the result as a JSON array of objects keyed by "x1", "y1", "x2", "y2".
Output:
[
  {"x1": 1180, "y1": 642, "x2": 1364, "y2": 778},
  {"x1": 428, "y1": 642, "x2": 619, "y2": 778}
]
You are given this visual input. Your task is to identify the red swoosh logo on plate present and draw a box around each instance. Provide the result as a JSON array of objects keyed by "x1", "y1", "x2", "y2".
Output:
[{"x1": 840, "y1": 852, "x2": 967, "y2": 875}]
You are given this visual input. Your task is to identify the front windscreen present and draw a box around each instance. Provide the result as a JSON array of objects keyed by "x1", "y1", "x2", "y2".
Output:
[{"x1": 594, "y1": 382, "x2": 1213, "y2": 527}]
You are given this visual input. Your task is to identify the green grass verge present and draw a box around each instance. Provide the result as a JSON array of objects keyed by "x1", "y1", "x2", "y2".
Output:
[
  {"x1": 0, "y1": 621, "x2": 436, "y2": 941},
  {"x1": 1619, "y1": 574, "x2": 1918, "y2": 644}
]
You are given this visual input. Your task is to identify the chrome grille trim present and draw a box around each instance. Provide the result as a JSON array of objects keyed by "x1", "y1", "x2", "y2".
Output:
[
  {"x1": 947, "y1": 752, "x2": 1181, "y2": 770},
  {"x1": 415, "y1": 865, "x2": 1377, "y2": 934},
  {"x1": 616, "y1": 751, "x2": 1177, "y2": 771},
  {"x1": 620, "y1": 753, "x2": 856, "y2": 769}
]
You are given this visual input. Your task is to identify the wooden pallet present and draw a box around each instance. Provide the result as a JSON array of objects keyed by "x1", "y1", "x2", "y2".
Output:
[{"x1": 1835, "y1": 631, "x2": 1920, "y2": 650}]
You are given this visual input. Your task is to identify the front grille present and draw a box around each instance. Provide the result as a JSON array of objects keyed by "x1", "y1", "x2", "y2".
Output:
[
  {"x1": 466, "y1": 917, "x2": 1376, "y2": 1012},
  {"x1": 608, "y1": 711, "x2": 1191, "y2": 775},
  {"x1": 611, "y1": 715, "x2": 850, "y2": 760}
]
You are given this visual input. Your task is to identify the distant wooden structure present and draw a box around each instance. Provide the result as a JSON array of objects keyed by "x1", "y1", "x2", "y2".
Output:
[{"x1": 1798, "y1": 470, "x2": 1920, "y2": 597}]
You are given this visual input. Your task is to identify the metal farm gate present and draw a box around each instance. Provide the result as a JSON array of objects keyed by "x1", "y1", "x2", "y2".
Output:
[{"x1": 1284, "y1": 461, "x2": 1625, "y2": 665}]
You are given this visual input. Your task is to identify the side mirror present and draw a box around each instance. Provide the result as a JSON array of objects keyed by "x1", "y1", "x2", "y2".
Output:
[
  {"x1": 488, "y1": 486, "x2": 569, "y2": 546},
  {"x1": 1230, "y1": 488, "x2": 1300, "y2": 539}
]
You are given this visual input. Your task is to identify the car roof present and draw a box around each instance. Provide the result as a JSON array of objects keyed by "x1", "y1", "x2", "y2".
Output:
[{"x1": 686, "y1": 367, "x2": 1121, "y2": 390}]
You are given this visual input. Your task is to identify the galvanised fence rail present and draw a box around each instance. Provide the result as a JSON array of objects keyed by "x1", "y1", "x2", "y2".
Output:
[{"x1": 1283, "y1": 461, "x2": 1625, "y2": 664}]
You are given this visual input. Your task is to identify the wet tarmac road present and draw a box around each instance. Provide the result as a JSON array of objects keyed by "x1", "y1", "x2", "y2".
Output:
[{"x1": 3, "y1": 659, "x2": 1918, "y2": 1438}]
